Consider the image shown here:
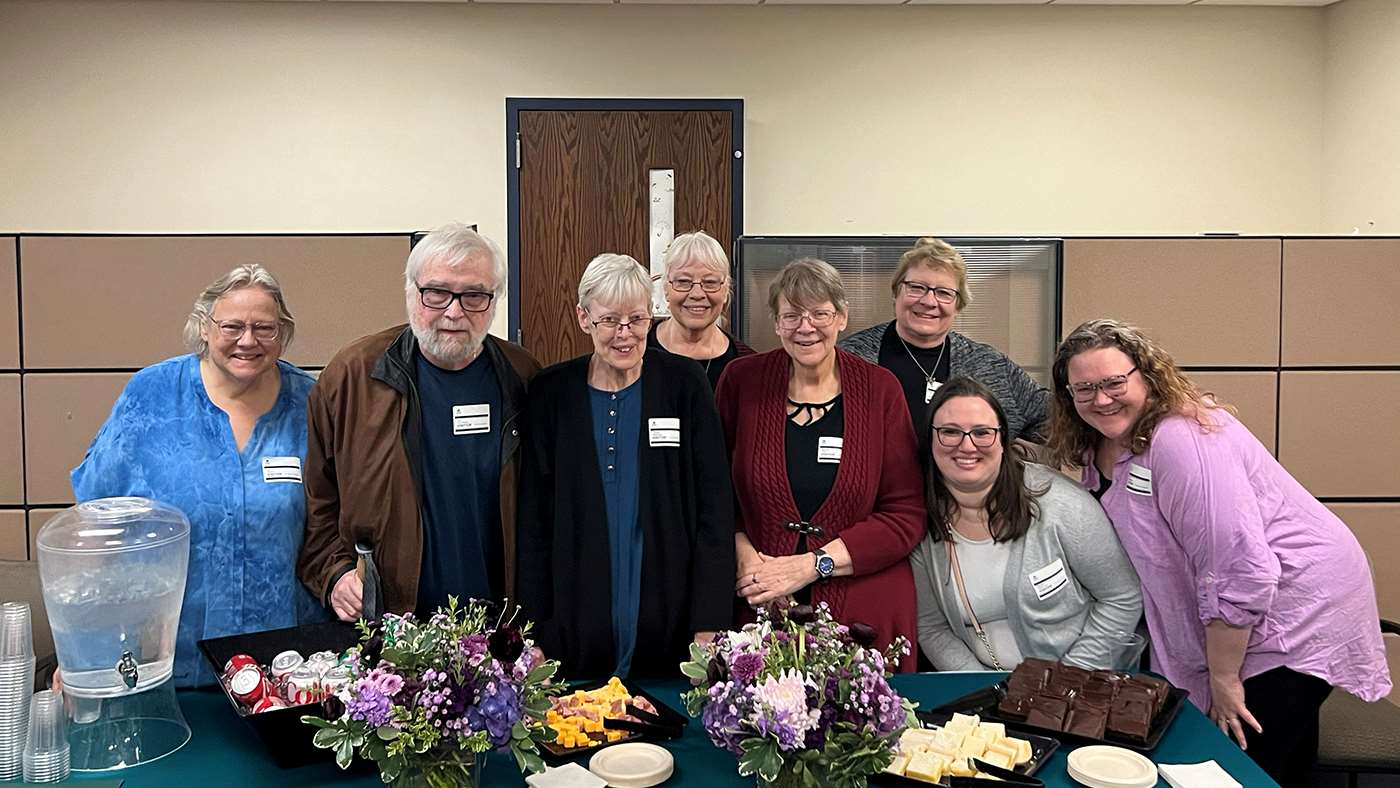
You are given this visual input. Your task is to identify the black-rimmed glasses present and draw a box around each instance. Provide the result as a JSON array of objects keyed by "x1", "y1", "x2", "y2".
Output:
[
  {"x1": 418, "y1": 286, "x2": 495, "y2": 313},
  {"x1": 932, "y1": 425, "x2": 1003, "y2": 448},
  {"x1": 900, "y1": 281, "x2": 959, "y2": 305},
  {"x1": 1066, "y1": 367, "x2": 1138, "y2": 403},
  {"x1": 211, "y1": 319, "x2": 279, "y2": 342},
  {"x1": 589, "y1": 314, "x2": 653, "y2": 334},
  {"x1": 669, "y1": 277, "x2": 726, "y2": 294}
]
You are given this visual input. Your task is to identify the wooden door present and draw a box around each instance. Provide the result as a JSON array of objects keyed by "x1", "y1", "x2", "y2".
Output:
[{"x1": 518, "y1": 109, "x2": 735, "y2": 366}]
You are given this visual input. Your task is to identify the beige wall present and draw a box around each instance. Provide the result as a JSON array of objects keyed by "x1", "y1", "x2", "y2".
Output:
[
  {"x1": 0, "y1": 0, "x2": 1325, "y2": 244},
  {"x1": 1323, "y1": 0, "x2": 1400, "y2": 233}
]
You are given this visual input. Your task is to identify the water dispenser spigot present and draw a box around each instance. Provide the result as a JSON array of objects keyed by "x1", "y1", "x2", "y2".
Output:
[{"x1": 117, "y1": 651, "x2": 139, "y2": 689}]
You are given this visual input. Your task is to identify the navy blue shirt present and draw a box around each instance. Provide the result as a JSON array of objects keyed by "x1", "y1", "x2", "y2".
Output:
[
  {"x1": 589, "y1": 378, "x2": 643, "y2": 677},
  {"x1": 414, "y1": 350, "x2": 503, "y2": 615}
]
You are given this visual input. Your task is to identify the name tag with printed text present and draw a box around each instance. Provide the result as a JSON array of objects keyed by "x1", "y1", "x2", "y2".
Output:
[
  {"x1": 1126, "y1": 463, "x2": 1153, "y2": 496},
  {"x1": 817, "y1": 436, "x2": 843, "y2": 464},
  {"x1": 1029, "y1": 558, "x2": 1068, "y2": 601},
  {"x1": 452, "y1": 404, "x2": 491, "y2": 436},
  {"x1": 262, "y1": 457, "x2": 303, "y2": 484},
  {"x1": 649, "y1": 417, "x2": 680, "y2": 447}
]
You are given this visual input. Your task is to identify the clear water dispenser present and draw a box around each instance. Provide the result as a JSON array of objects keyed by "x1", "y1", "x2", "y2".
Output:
[{"x1": 37, "y1": 497, "x2": 193, "y2": 771}]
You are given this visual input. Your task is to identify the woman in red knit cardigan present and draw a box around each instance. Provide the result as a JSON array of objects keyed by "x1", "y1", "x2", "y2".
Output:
[{"x1": 715, "y1": 258, "x2": 927, "y2": 671}]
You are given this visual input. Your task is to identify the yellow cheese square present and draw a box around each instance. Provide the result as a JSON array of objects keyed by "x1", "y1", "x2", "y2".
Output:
[
  {"x1": 978, "y1": 722, "x2": 1006, "y2": 741},
  {"x1": 884, "y1": 753, "x2": 911, "y2": 776},
  {"x1": 981, "y1": 750, "x2": 1013, "y2": 770},
  {"x1": 985, "y1": 741, "x2": 1018, "y2": 763},
  {"x1": 1006, "y1": 738, "x2": 1033, "y2": 765},
  {"x1": 946, "y1": 757, "x2": 976, "y2": 778},
  {"x1": 904, "y1": 753, "x2": 946, "y2": 783},
  {"x1": 959, "y1": 737, "x2": 987, "y2": 759},
  {"x1": 949, "y1": 712, "x2": 980, "y2": 729}
]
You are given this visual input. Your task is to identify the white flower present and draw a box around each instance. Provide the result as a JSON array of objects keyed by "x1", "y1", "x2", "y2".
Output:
[{"x1": 751, "y1": 669, "x2": 820, "y2": 739}]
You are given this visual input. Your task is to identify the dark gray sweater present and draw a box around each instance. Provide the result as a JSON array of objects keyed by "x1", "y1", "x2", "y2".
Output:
[{"x1": 837, "y1": 321, "x2": 1051, "y2": 442}]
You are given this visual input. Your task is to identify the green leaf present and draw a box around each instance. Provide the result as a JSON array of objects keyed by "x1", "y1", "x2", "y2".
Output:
[
  {"x1": 335, "y1": 739, "x2": 354, "y2": 770},
  {"x1": 688, "y1": 641, "x2": 708, "y2": 663},
  {"x1": 680, "y1": 661, "x2": 708, "y2": 680},
  {"x1": 511, "y1": 721, "x2": 531, "y2": 741},
  {"x1": 525, "y1": 662, "x2": 558, "y2": 684},
  {"x1": 377, "y1": 725, "x2": 402, "y2": 741},
  {"x1": 301, "y1": 715, "x2": 336, "y2": 729},
  {"x1": 313, "y1": 726, "x2": 346, "y2": 750}
]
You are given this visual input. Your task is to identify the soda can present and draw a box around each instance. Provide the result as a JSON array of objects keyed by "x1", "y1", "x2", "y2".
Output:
[
  {"x1": 285, "y1": 665, "x2": 322, "y2": 705},
  {"x1": 320, "y1": 666, "x2": 351, "y2": 698},
  {"x1": 270, "y1": 650, "x2": 305, "y2": 680},
  {"x1": 222, "y1": 653, "x2": 258, "y2": 680},
  {"x1": 306, "y1": 651, "x2": 338, "y2": 677},
  {"x1": 228, "y1": 665, "x2": 268, "y2": 708},
  {"x1": 252, "y1": 695, "x2": 288, "y2": 714}
]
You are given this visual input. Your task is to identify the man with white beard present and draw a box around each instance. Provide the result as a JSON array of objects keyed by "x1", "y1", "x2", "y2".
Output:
[{"x1": 298, "y1": 224, "x2": 540, "y2": 622}]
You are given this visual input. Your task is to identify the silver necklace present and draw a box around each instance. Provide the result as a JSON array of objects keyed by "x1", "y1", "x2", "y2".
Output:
[{"x1": 900, "y1": 334, "x2": 947, "y2": 403}]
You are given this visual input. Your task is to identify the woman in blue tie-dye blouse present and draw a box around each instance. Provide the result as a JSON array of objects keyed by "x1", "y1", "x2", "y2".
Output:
[{"x1": 71, "y1": 263, "x2": 324, "y2": 687}]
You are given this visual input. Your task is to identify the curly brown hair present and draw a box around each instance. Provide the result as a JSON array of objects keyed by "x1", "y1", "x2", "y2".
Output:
[{"x1": 1047, "y1": 319, "x2": 1233, "y2": 469}]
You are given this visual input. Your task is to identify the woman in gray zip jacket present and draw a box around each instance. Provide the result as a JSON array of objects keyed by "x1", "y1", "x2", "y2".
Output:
[{"x1": 910, "y1": 377, "x2": 1142, "y2": 672}]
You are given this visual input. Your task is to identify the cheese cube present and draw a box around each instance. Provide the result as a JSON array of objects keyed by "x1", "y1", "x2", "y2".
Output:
[
  {"x1": 958, "y1": 737, "x2": 987, "y2": 759},
  {"x1": 985, "y1": 741, "x2": 1018, "y2": 763},
  {"x1": 884, "y1": 753, "x2": 911, "y2": 776},
  {"x1": 1004, "y1": 737, "x2": 1033, "y2": 765},
  {"x1": 980, "y1": 750, "x2": 1013, "y2": 770},
  {"x1": 979, "y1": 722, "x2": 1006, "y2": 741},
  {"x1": 948, "y1": 713, "x2": 980, "y2": 729},
  {"x1": 946, "y1": 757, "x2": 976, "y2": 778},
  {"x1": 904, "y1": 753, "x2": 946, "y2": 783}
]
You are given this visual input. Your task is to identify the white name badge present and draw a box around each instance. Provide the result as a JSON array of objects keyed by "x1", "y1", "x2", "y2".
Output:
[
  {"x1": 1029, "y1": 558, "x2": 1068, "y2": 601},
  {"x1": 1125, "y1": 463, "x2": 1153, "y2": 497},
  {"x1": 817, "y1": 436, "x2": 843, "y2": 464},
  {"x1": 452, "y1": 404, "x2": 491, "y2": 436},
  {"x1": 262, "y1": 457, "x2": 303, "y2": 484},
  {"x1": 648, "y1": 417, "x2": 680, "y2": 447}
]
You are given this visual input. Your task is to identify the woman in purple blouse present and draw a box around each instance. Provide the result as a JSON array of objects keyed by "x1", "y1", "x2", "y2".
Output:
[{"x1": 1048, "y1": 319, "x2": 1390, "y2": 787}]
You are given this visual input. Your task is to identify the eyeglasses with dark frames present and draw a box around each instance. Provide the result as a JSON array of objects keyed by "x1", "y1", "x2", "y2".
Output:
[
  {"x1": 900, "y1": 281, "x2": 959, "y2": 305},
  {"x1": 1066, "y1": 367, "x2": 1139, "y2": 403},
  {"x1": 210, "y1": 319, "x2": 279, "y2": 342},
  {"x1": 417, "y1": 286, "x2": 495, "y2": 313},
  {"x1": 932, "y1": 425, "x2": 1003, "y2": 448},
  {"x1": 589, "y1": 313, "x2": 654, "y2": 334},
  {"x1": 669, "y1": 277, "x2": 726, "y2": 294}
]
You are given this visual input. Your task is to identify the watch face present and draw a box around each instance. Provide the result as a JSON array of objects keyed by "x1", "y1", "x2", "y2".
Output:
[{"x1": 817, "y1": 556, "x2": 836, "y2": 577}]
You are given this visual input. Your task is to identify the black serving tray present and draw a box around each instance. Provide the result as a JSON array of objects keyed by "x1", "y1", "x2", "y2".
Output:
[
  {"x1": 930, "y1": 678, "x2": 1189, "y2": 754},
  {"x1": 198, "y1": 621, "x2": 362, "y2": 768},
  {"x1": 538, "y1": 681, "x2": 689, "y2": 764},
  {"x1": 871, "y1": 709, "x2": 1058, "y2": 788}
]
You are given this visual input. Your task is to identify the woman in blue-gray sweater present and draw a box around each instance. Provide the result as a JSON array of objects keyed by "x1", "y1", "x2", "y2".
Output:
[{"x1": 909, "y1": 377, "x2": 1142, "y2": 672}]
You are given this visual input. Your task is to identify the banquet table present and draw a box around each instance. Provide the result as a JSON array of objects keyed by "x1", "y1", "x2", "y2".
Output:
[{"x1": 70, "y1": 672, "x2": 1277, "y2": 787}]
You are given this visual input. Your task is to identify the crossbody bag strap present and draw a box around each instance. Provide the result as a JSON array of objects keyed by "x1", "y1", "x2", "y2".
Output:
[{"x1": 945, "y1": 539, "x2": 1005, "y2": 672}]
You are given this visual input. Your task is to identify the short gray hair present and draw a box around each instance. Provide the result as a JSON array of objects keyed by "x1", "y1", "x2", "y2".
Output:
[
  {"x1": 767, "y1": 257, "x2": 848, "y2": 318},
  {"x1": 183, "y1": 263, "x2": 296, "y2": 357},
  {"x1": 663, "y1": 231, "x2": 729, "y2": 279},
  {"x1": 577, "y1": 254, "x2": 652, "y2": 312},
  {"x1": 404, "y1": 223, "x2": 507, "y2": 295}
]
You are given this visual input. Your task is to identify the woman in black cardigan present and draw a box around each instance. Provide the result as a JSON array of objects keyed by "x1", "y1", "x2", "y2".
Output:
[{"x1": 518, "y1": 253, "x2": 735, "y2": 680}]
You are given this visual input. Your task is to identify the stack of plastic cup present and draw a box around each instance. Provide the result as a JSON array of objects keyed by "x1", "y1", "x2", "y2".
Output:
[
  {"x1": 0, "y1": 601, "x2": 37, "y2": 780},
  {"x1": 23, "y1": 690, "x2": 70, "y2": 783}
]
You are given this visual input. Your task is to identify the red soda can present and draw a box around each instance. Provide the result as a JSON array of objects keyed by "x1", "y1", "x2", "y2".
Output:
[
  {"x1": 228, "y1": 665, "x2": 269, "y2": 708},
  {"x1": 285, "y1": 665, "x2": 322, "y2": 705},
  {"x1": 252, "y1": 695, "x2": 288, "y2": 714},
  {"x1": 222, "y1": 653, "x2": 258, "y2": 680}
]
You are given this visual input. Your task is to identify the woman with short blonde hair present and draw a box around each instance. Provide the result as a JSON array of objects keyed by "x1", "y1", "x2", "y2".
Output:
[{"x1": 649, "y1": 231, "x2": 754, "y2": 388}]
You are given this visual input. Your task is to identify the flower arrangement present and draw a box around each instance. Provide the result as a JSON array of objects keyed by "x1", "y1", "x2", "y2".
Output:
[
  {"x1": 680, "y1": 602, "x2": 917, "y2": 788},
  {"x1": 303, "y1": 598, "x2": 559, "y2": 788}
]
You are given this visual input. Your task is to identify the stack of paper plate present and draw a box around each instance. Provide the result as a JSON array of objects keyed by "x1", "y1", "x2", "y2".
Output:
[
  {"x1": 588, "y1": 742, "x2": 675, "y2": 788},
  {"x1": 1066, "y1": 745, "x2": 1159, "y2": 788}
]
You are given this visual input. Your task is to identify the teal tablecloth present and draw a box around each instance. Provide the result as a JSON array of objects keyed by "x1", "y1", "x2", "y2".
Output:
[{"x1": 71, "y1": 673, "x2": 1278, "y2": 787}]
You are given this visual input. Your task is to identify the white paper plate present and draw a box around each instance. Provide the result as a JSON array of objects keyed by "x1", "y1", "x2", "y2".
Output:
[
  {"x1": 1066, "y1": 745, "x2": 1159, "y2": 788},
  {"x1": 588, "y1": 742, "x2": 675, "y2": 788}
]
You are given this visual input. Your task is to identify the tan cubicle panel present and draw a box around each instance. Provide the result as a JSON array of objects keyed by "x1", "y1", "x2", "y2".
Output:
[
  {"x1": 1278, "y1": 371, "x2": 1400, "y2": 498},
  {"x1": 0, "y1": 376, "x2": 21, "y2": 504},
  {"x1": 1188, "y1": 371, "x2": 1278, "y2": 454},
  {"x1": 26, "y1": 509, "x2": 65, "y2": 568},
  {"x1": 21, "y1": 235, "x2": 411, "y2": 369},
  {"x1": 22, "y1": 372, "x2": 132, "y2": 505},
  {"x1": 1283, "y1": 240, "x2": 1400, "y2": 366},
  {"x1": 1328, "y1": 503, "x2": 1400, "y2": 622},
  {"x1": 0, "y1": 240, "x2": 17, "y2": 369},
  {"x1": 1062, "y1": 239, "x2": 1281, "y2": 366},
  {"x1": 0, "y1": 511, "x2": 25, "y2": 561}
]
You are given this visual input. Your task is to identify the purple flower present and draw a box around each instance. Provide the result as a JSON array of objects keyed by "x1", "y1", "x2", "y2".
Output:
[
  {"x1": 346, "y1": 685, "x2": 392, "y2": 728},
  {"x1": 729, "y1": 651, "x2": 764, "y2": 683},
  {"x1": 701, "y1": 682, "x2": 748, "y2": 756},
  {"x1": 465, "y1": 678, "x2": 521, "y2": 748}
]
